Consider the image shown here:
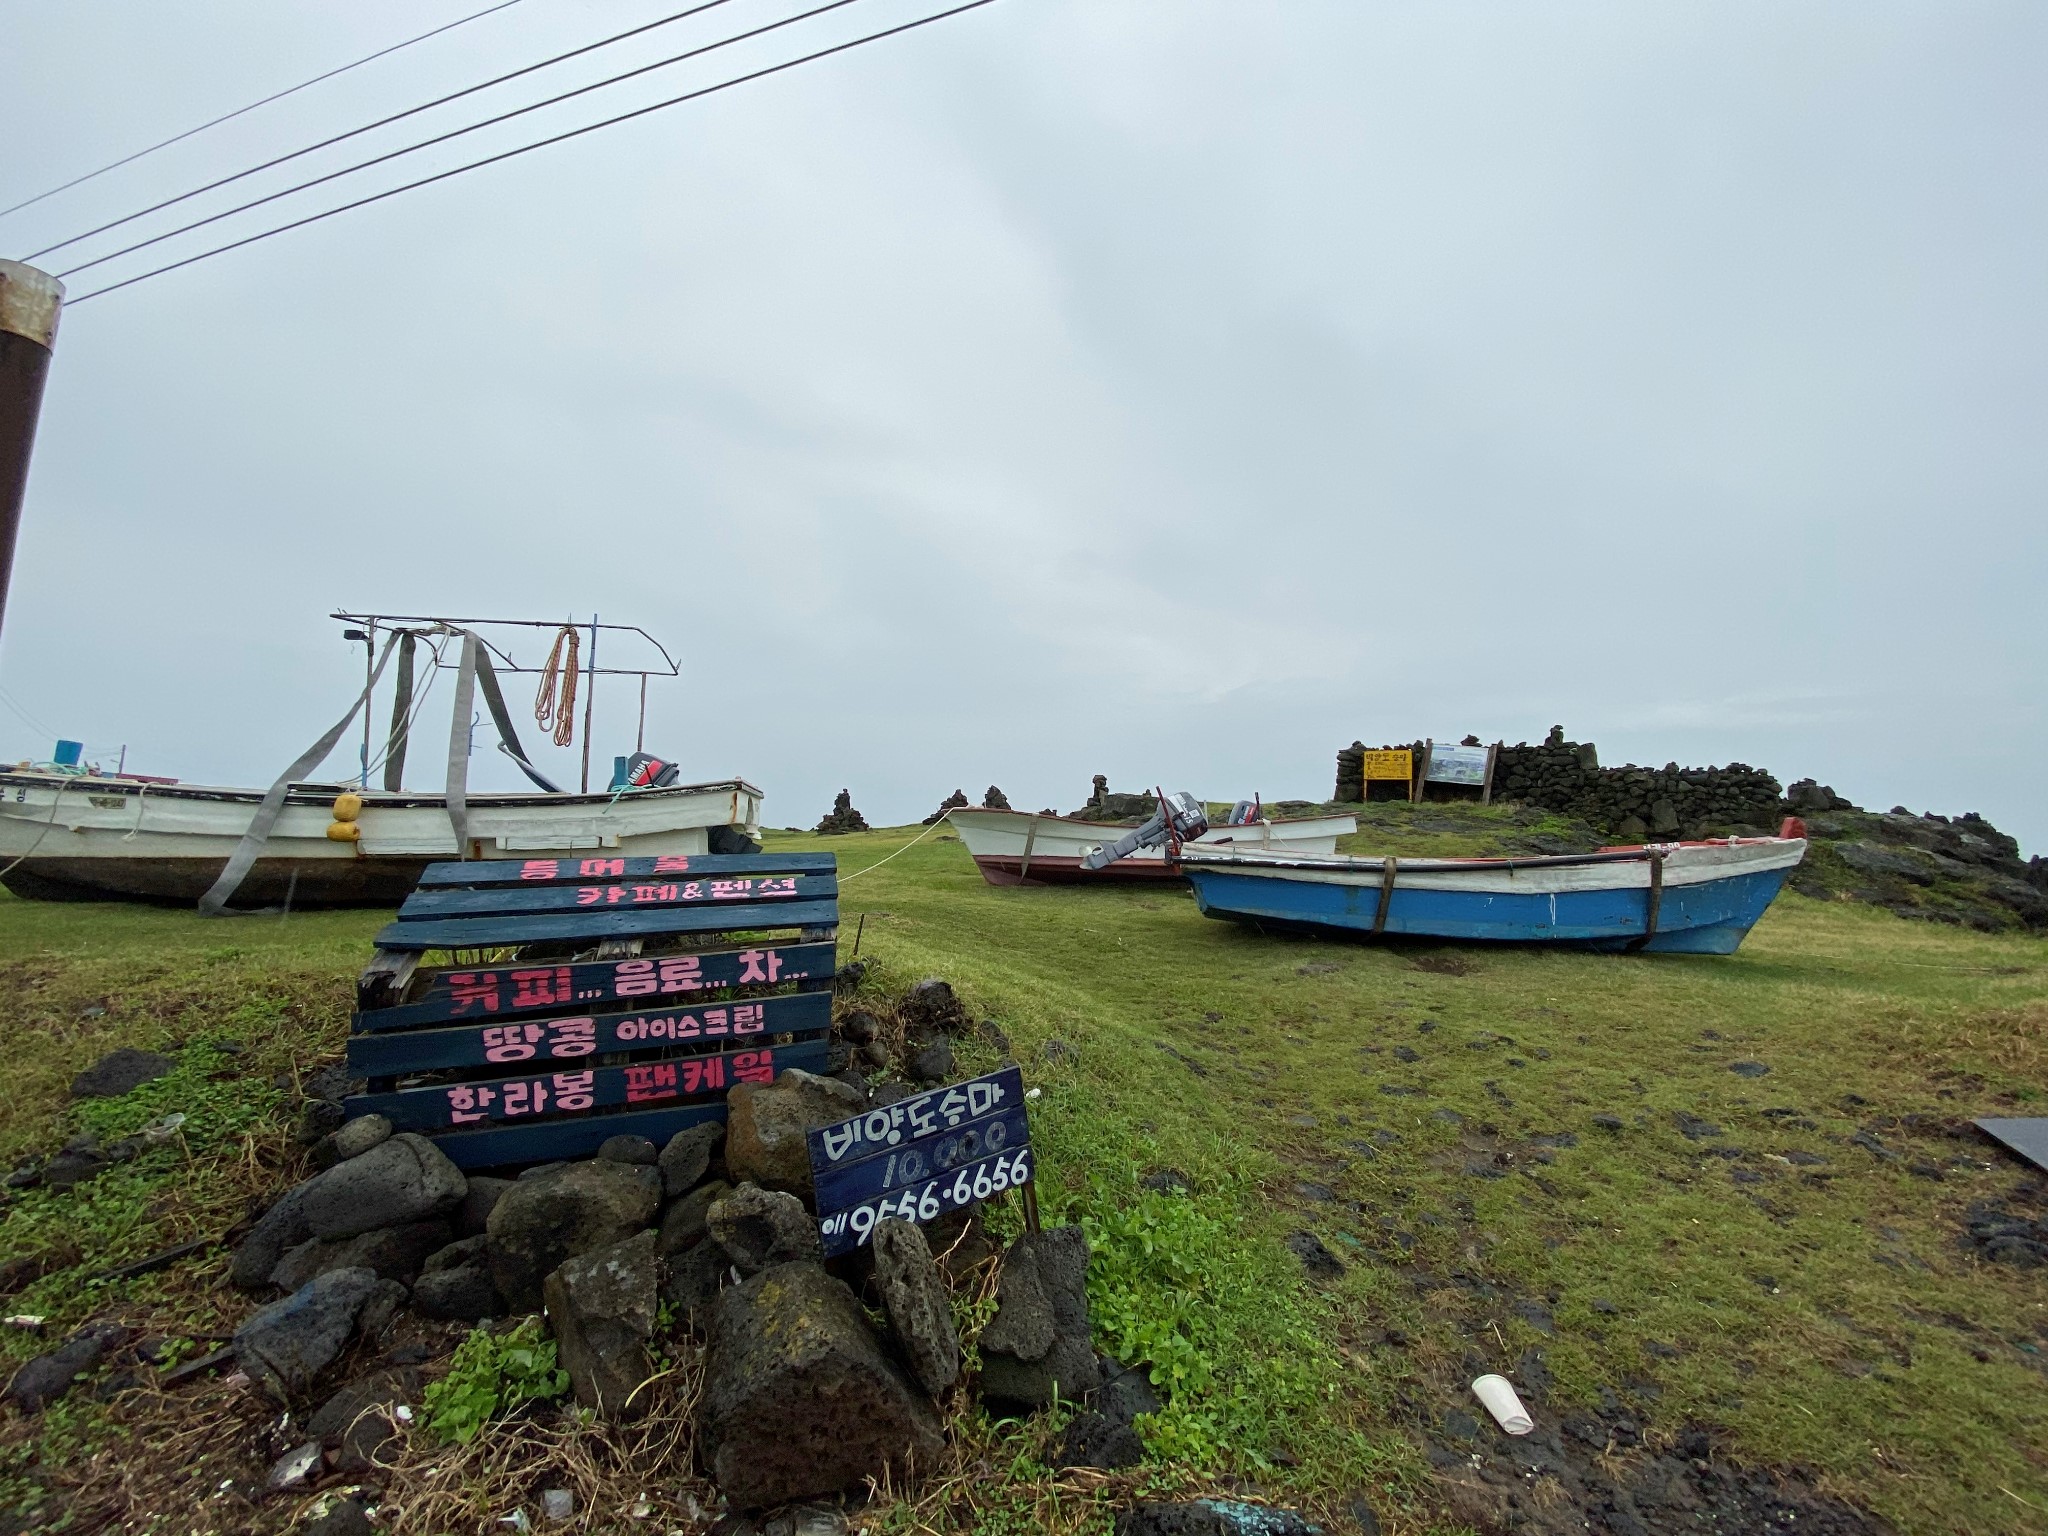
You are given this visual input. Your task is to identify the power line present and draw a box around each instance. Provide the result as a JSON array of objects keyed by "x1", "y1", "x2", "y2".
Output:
[
  {"x1": 25, "y1": 0, "x2": 748, "y2": 263},
  {"x1": 58, "y1": 0, "x2": 871, "y2": 282},
  {"x1": 66, "y1": 0, "x2": 1000, "y2": 306},
  {"x1": 0, "y1": 0, "x2": 529, "y2": 223}
]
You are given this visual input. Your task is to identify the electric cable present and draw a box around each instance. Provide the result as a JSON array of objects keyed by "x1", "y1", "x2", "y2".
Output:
[
  {"x1": 65, "y1": 0, "x2": 999, "y2": 305},
  {"x1": 0, "y1": 0, "x2": 529, "y2": 223},
  {"x1": 56, "y1": 0, "x2": 869, "y2": 282},
  {"x1": 25, "y1": 0, "x2": 748, "y2": 262}
]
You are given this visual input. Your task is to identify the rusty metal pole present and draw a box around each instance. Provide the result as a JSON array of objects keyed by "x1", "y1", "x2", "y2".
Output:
[
  {"x1": 0, "y1": 263, "x2": 62, "y2": 637},
  {"x1": 0, "y1": 262, "x2": 64, "y2": 641}
]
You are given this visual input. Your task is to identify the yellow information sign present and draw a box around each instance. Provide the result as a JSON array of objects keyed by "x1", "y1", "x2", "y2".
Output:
[{"x1": 1362, "y1": 749, "x2": 1413, "y2": 781}]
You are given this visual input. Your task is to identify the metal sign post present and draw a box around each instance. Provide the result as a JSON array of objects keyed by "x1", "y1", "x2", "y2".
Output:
[{"x1": 0, "y1": 261, "x2": 64, "y2": 640}]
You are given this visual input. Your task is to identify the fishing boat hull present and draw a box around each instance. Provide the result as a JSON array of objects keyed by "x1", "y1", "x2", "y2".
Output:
[
  {"x1": 0, "y1": 772, "x2": 764, "y2": 908},
  {"x1": 949, "y1": 807, "x2": 1357, "y2": 886},
  {"x1": 1180, "y1": 837, "x2": 1806, "y2": 953}
]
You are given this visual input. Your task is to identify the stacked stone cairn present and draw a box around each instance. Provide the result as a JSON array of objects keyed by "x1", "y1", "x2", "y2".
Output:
[
  {"x1": 1073, "y1": 774, "x2": 1162, "y2": 823},
  {"x1": 922, "y1": 789, "x2": 971, "y2": 824},
  {"x1": 126, "y1": 978, "x2": 1191, "y2": 1519},
  {"x1": 812, "y1": 790, "x2": 871, "y2": 835}
]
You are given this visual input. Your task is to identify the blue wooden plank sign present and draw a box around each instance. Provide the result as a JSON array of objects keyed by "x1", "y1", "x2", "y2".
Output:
[
  {"x1": 416, "y1": 852, "x2": 838, "y2": 888},
  {"x1": 358, "y1": 941, "x2": 838, "y2": 1031},
  {"x1": 372, "y1": 896, "x2": 840, "y2": 952},
  {"x1": 398, "y1": 872, "x2": 836, "y2": 921},
  {"x1": 807, "y1": 1066, "x2": 1031, "y2": 1258},
  {"x1": 347, "y1": 988, "x2": 831, "y2": 1075},
  {"x1": 346, "y1": 1037, "x2": 830, "y2": 1132}
]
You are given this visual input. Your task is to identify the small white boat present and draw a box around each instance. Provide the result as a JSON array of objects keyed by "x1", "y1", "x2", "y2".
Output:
[
  {"x1": 0, "y1": 770, "x2": 764, "y2": 907},
  {"x1": 949, "y1": 806, "x2": 1357, "y2": 886}
]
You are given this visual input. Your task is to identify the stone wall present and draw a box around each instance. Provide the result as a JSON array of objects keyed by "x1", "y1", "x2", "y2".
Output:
[
  {"x1": 1334, "y1": 728, "x2": 1783, "y2": 837},
  {"x1": 1491, "y1": 735, "x2": 1782, "y2": 838}
]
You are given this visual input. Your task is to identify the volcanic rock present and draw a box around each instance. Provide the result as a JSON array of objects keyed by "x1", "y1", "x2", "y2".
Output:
[
  {"x1": 543, "y1": 1230, "x2": 661, "y2": 1421},
  {"x1": 870, "y1": 1218, "x2": 960, "y2": 1396},
  {"x1": 702, "y1": 1261, "x2": 943, "y2": 1507},
  {"x1": 487, "y1": 1159, "x2": 661, "y2": 1313},
  {"x1": 302, "y1": 1133, "x2": 466, "y2": 1240},
  {"x1": 70, "y1": 1048, "x2": 175, "y2": 1099},
  {"x1": 233, "y1": 1267, "x2": 399, "y2": 1403},
  {"x1": 708, "y1": 1183, "x2": 822, "y2": 1276},
  {"x1": 978, "y1": 1225, "x2": 1099, "y2": 1410},
  {"x1": 4, "y1": 1322, "x2": 131, "y2": 1413},
  {"x1": 659, "y1": 1121, "x2": 726, "y2": 1198},
  {"x1": 724, "y1": 1069, "x2": 864, "y2": 1198}
]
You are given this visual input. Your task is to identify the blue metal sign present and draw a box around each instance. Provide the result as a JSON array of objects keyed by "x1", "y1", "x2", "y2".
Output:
[{"x1": 807, "y1": 1065, "x2": 1031, "y2": 1258}]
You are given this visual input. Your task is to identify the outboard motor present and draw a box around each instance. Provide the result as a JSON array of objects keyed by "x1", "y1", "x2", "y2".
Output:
[
  {"x1": 615, "y1": 752, "x2": 681, "y2": 789},
  {"x1": 1080, "y1": 790, "x2": 1210, "y2": 871},
  {"x1": 1226, "y1": 795, "x2": 1263, "y2": 826}
]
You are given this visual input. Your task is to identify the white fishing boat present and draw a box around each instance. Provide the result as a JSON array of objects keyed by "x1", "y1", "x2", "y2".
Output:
[
  {"x1": 0, "y1": 772, "x2": 764, "y2": 906},
  {"x1": 0, "y1": 612, "x2": 765, "y2": 910},
  {"x1": 949, "y1": 805, "x2": 1357, "y2": 886}
]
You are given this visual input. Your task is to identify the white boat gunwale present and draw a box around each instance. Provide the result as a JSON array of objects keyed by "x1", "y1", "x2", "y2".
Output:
[
  {"x1": 0, "y1": 769, "x2": 763, "y2": 811},
  {"x1": 1178, "y1": 837, "x2": 1808, "y2": 892}
]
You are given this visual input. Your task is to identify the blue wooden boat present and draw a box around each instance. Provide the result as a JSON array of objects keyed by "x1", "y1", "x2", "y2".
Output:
[{"x1": 1178, "y1": 829, "x2": 1808, "y2": 954}]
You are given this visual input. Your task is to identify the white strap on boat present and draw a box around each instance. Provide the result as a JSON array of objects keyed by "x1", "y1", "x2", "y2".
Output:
[
  {"x1": 445, "y1": 632, "x2": 479, "y2": 860},
  {"x1": 381, "y1": 630, "x2": 417, "y2": 791},
  {"x1": 198, "y1": 631, "x2": 401, "y2": 915},
  {"x1": 471, "y1": 639, "x2": 562, "y2": 793},
  {"x1": 1625, "y1": 850, "x2": 1666, "y2": 952}
]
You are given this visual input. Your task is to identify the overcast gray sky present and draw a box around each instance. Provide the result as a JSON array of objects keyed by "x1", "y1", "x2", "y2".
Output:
[{"x1": 2, "y1": 1, "x2": 2042, "y2": 847}]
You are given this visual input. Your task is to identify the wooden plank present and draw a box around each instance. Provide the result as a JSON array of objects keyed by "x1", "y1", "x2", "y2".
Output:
[
  {"x1": 343, "y1": 1037, "x2": 827, "y2": 1134},
  {"x1": 372, "y1": 897, "x2": 840, "y2": 952},
  {"x1": 355, "y1": 940, "x2": 839, "y2": 1030},
  {"x1": 420, "y1": 1098, "x2": 730, "y2": 1171},
  {"x1": 414, "y1": 852, "x2": 837, "y2": 888},
  {"x1": 398, "y1": 871, "x2": 836, "y2": 921},
  {"x1": 356, "y1": 948, "x2": 421, "y2": 1012},
  {"x1": 348, "y1": 988, "x2": 831, "y2": 1075}
]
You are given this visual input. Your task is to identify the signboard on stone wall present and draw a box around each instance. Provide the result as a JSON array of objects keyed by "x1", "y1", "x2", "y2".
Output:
[
  {"x1": 1362, "y1": 749, "x2": 1412, "y2": 781},
  {"x1": 1424, "y1": 745, "x2": 1491, "y2": 785}
]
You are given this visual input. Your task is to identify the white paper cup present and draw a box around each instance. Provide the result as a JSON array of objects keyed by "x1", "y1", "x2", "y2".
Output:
[{"x1": 1471, "y1": 1374, "x2": 1534, "y2": 1435}]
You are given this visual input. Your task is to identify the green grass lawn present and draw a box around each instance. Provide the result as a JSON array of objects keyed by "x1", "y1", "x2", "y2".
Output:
[{"x1": 3, "y1": 810, "x2": 2045, "y2": 1535}]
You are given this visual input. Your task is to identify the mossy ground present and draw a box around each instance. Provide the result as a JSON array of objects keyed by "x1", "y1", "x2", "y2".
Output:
[{"x1": 2, "y1": 805, "x2": 2045, "y2": 1534}]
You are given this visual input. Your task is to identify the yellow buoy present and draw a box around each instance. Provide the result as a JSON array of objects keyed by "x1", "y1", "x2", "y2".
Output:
[
  {"x1": 325, "y1": 820, "x2": 361, "y2": 842},
  {"x1": 332, "y1": 791, "x2": 363, "y2": 822}
]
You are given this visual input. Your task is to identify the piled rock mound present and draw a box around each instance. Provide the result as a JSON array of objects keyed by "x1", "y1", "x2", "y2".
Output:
[
  {"x1": 923, "y1": 790, "x2": 970, "y2": 824},
  {"x1": 1792, "y1": 805, "x2": 2048, "y2": 930},
  {"x1": 814, "y1": 790, "x2": 871, "y2": 835},
  {"x1": 8, "y1": 980, "x2": 1339, "y2": 1535},
  {"x1": 981, "y1": 785, "x2": 1011, "y2": 810},
  {"x1": 1073, "y1": 774, "x2": 1160, "y2": 823}
]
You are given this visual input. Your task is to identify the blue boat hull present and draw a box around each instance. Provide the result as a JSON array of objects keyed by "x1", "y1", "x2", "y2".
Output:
[{"x1": 1184, "y1": 863, "x2": 1793, "y2": 954}]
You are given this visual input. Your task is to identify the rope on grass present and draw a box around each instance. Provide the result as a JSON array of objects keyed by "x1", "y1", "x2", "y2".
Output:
[{"x1": 838, "y1": 811, "x2": 953, "y2": 882}]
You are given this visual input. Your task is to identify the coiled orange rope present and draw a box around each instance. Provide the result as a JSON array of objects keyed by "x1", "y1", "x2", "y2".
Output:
[{"x1": 534, "y1": 624, "x2": 580, "y2": 748}]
